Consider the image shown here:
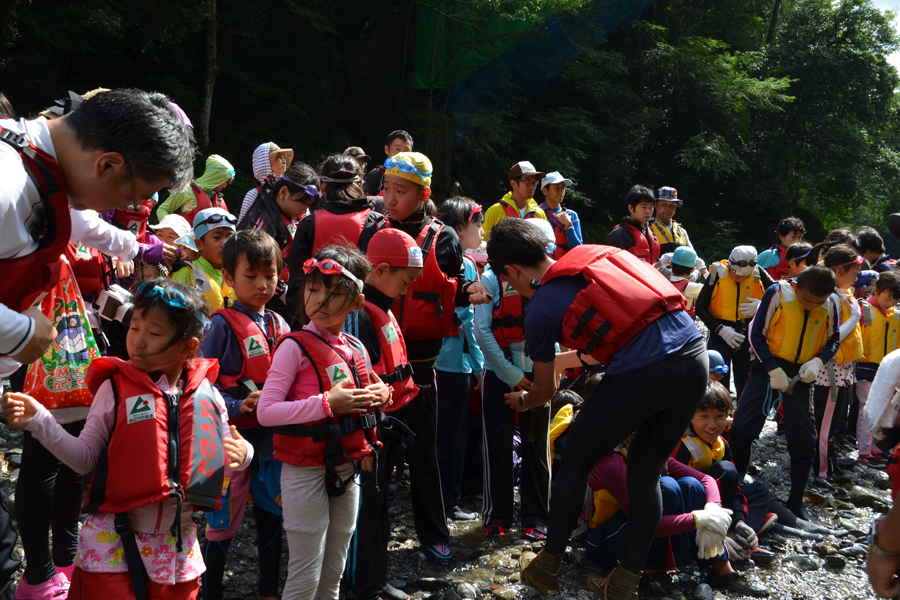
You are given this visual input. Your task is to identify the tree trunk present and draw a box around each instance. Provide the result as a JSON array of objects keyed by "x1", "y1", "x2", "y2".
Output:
[
  {"x1": 427, "y1": 0, "x2": 443, "y2": 112},
  {"x1": 198, "y1": 0, "x2": 218, "y2": 152},
  {"x1": 766, "y1": 0, "x2": 782, "y2": 46}
]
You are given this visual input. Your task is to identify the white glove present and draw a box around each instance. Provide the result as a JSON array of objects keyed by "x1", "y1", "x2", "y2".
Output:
[
  {"x1": 769, "y1": 368, "x2": 790, "y2": 392},
  {"x1": 695, "y1": 257, "x2": 707, "y2": 271},
  {"x1": 659, "y1": 253, "x2": 673, "y2": 268},
  {"x1": 724, "y1": 536, "x2": 751, "y2": 561},
  {"x1": 696, "y1": 527, "x2": 726, "y2": 560},
  {"x1": 798, "y1": 357, "x2": 824, "y2": 383},
  {"x1": 718, "y1": 326, "x2": 745, "y2": 350},
  {"x1": 739, "y1": 297, "x2": 761, "y2": 318},
  {"x1": 735, "y1": 521, "x2": 759, "y2": 550},
  {"x1": 692, "y1": 502, "x2": 733, "y2": 537}
]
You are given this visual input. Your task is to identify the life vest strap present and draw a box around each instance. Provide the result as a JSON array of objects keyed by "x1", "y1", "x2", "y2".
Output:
[
  {"x1": 570, "y1": 306, "x2": 598, "y2": 341},
  {"x1": 276, "y1": 413, "x2": 378, "y2": 441},
  {"x1": 381, "y1": 363, "x2": 414, "y2": 385},
  {"x1": 491, "y1": 315, "x2": 526, "y2": 330},
  {"x1": 411, "y1": 291, "x2": 443, "y2": 316},
  {"x1": 113, "y1": 513, "x2": 150, "y2": 600},
  {"x1": 586, "y1": 322, "x2": 613, "y2": 353},
  {"x1": 225, "y1": 377, "x2": 262, "y2": 400}
]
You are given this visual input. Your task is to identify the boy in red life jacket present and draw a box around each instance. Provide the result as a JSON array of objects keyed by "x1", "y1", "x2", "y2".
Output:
[
  {"x1": 667, "y1": 246, "x2": 704, "y2": 319},
  {"x1": 342, "y1": 228, "x2": 424, "y2": 600},
  {"x1": 198, "y1": 230, "x2": 290, "y2": 600},
  {"x1": 606, "y1": 185, "x2": 661, "y2": 264},
  {"x1": 757, "y1": 217, "x2": 806, "y2": 281},
  {"x1": 482, "y1": 161, "x2": 548, "y2": 240},
  {"x1": 381, "y1": 151, "x2": 491, "y2": 564},
  {"x1": 284, "y1": 154, "x2": 387, "y2": 328},
  {"x1": 484, "y1": 219, "x2": 707, "y2": 598},
  {"x1": 538, "y1": 171, "x2": 582, "y2": 260}
]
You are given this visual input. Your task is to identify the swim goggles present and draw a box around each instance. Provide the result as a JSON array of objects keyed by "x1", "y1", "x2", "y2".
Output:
[
  {"x1": 303, "y1": 258, "x2": 364, "y2": 292},
  {"x1": 281, "y1": 175, "x2": 323, "y2": 200},
  {"x1": 729, "y1": 259, "x2": 757, "y2": 268},
  {"x1": 385, "y1": 156, "x2": 433, "y2": 178},
  {"x1": 468, "y1": 204, "x2": 483, "y2": 222},
  {"x1": 135, "y1": 282, "x2": 210, "y2": 330},
  {"x1": 197, "y1": 213, "x2": 238, "y2": 226},
  {"x1": 709, "y1": 364, "x2": 730, "y2": 375}
]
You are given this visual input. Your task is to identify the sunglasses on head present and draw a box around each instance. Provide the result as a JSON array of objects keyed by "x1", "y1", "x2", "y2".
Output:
[
  {"x1": 730, "y1": 259, "x2": 757, "y2": 268},
  {"x1": 303, "y1": 258, "x2": 364, "y2": 292},
  {"x1": 199, "y1": 213, "x2": 237, "y2": 226},
  {"x1": 384, "y1": 157, "x2": 432, "y2": 178}
]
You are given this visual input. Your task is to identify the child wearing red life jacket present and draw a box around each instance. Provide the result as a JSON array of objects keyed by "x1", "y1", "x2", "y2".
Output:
[
  {"x1": 342, "y1": 228, "x2": 424, "y2": 600},
  {"x1": 381, "y1": 151, "x2": 491, "y2": 564},
  {"x1": 198, "y1": 230, "x2": 291, "y2": 600},
  {"x1": 434, "y1": 197, "x2": 486, "y2": 524},
  {"x1": 1, "y1": 278, "x2": 252, "y2": 600},
  {"x1": 757, "y1": 216, "x2": 806, "y2": 281},
  {"x1": 256, "y1": 246, "x2": 390, "y2": 600},
  {"x1": 284, "y1": 154, "x2": 387, "y2": 328},
  {"x1": 237, "y1": 162, "x2": 321, "y2": 320},
  {"x1": 156, "y1": 155, "x2": 234, "y2": 225}
]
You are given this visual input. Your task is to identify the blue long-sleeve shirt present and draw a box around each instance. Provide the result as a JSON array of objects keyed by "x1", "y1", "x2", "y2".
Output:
[
  {"x1": 436, "y1": 257, "x2": 484, "y2": 374},
  {"x1": 475, "y1": 265, "x2": 533, "y2": 386},
  {"x1": 199, "y1": 301, "x2": 287, "y2": 419},
  {"x1": 749, "y1": 282, "x2": 840, "y2": 372},
  {"x1": 540, "y1": 203, "x2": 583, "y2": 250}
]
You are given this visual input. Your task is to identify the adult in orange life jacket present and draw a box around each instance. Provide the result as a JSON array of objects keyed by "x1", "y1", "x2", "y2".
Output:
[
  {"x1": 199, "y1": 230, "x2": 291, "y2": 600},
  {"x1": 0, "y1": 90, "x2": 194, "y2": 598},
  {"x1": 482, "y1": 161, "x2": 548, "y2": 240},
  {"x1": 342, "y1": 228, "x2": 425, "y2": 600},
  {"x1": 757, "y1": 217, "x2": 806, "y2": 281},
  {"x1": 156, "y1": 154, "x2": 234, "y2": 225},
  {"x1": 2, "y1": 278, "x2": 252, "y2": 599},
  {"x1": 729, "y1": 266, "x2": 840, "y2": 521},
  {"x1": 381, "y1": 151, "x2": 491, "y2": 565},
  {"x1": 695, "y1": 245, "x2": 775, "y2": 398},
  {"x1": 484, "y1": 219, "x2": 708, "y2": 597},
  {"x1": 606, "y1": 184, "x2": 661, "y2": 264},
  {"x1": 284, "y1": 154, "x2": 387, "y2": 329},
  {"x1": 538, "y1": 171, "x2": 582, "y2": 260}
]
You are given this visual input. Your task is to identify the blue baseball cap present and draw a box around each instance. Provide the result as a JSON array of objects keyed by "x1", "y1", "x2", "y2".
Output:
[
  {"x1": 193, "y1": 208, "x2": 237, "y2": 240},
  {"x1": 672, "y1": 246, "x2": 698, "y2": 269}
]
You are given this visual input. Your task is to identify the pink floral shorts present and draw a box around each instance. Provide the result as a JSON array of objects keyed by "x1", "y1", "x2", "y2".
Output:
[{"x1": 74, "y1": 513, "x2": 205, "y2": 584}]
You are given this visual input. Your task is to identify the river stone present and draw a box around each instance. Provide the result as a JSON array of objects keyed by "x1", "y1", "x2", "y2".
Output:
[
  {"x1": 824, "y1": 555, "x2": 847, "y2": 569},
  {"x1": 412, "y1": 578, "x2": 451, "y2": 591},
  {"x1": 789, "y1": 555, "x2": 819, "y2": 571},
  {"x1": 389, "y1": 579, "x2": 407, "y2": 589},
  {"x1": 693, "y1": 583, "x2": 715, "y2": 600},
  {"x1": 456, "y1": 583, "x2": 478, "y2": 599},
  {"x1": 846, "y1": 485, "x2": 882, "y2": 507},
  {"x1": 491, "y1": 588, "x2": 516, "y2": 600}
]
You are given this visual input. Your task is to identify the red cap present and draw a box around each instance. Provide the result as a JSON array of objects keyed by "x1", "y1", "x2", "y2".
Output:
[{"x1": 367, "y1": 229, "x2": 423, "y2": 268}]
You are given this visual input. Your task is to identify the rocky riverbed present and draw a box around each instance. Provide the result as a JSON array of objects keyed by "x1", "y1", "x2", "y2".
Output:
[{"x1": 0, "y1": 418, "x2": 892, "y2": 599}]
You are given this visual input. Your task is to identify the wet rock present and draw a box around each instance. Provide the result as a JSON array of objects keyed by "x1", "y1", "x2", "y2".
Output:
[
  {"x1": 693, "y1": 583, "x2": 714, "y2": 600},
  {"x1": 838, "y1": 544, "x2": 868, "y2": 557},
  {"x1": 846, "y1": 484, "x2": 882, "y2": 507},
  {"x1": 442, "y1": 589, "x2": 462, "y2": 600},
  {"x1": 824, "y1": 555, "x2": 847, "y2": 569},
  {"x1": 873, "y1": 500, "x2": 892, "y2": 514},
  {"x1": 788, "y1": 555, "x2": 819, "y2": 571},
  {"x1": 491, "y1": 587, "x2": 516, "y2": 600},
  {"x1": 4, "y1": 454, "x2": 20, "y2": 469},
  {"x1": 390, "y1": 579, "x2": 407, "y2": 589},
  {"x1": 456, "y1": 582, "x2": 478, "y2": 599},
  {"x1": 412, "y1": 578, "x2": 451, "y2": 591}
]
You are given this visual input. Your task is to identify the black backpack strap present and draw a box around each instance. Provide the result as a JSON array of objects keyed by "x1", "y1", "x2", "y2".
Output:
[{"x1": 114, "y1": 513, "x2": 149, "y2": 600}]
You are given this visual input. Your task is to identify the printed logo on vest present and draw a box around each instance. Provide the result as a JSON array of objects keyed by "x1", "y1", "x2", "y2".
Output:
[
  {"x1": 407, "y1": 247, "x2": 424, "y2": 268},
  {"x1": 243, "y1": 335, "x2": 267, "y2": 358},
  {"x1": 327, "y1": 363, "x2": 350, "y2": 388},
  {"x1": 382, "y1": 322, "x2": 399, "y2": 345},
  {"x1": 127, "y1": 220, "x2": 141, "y2": 234},
  {"x1": 503, "y1": 282, "x2": 518, "y2": 297},
  {"x1": 126, "y1": 395, "x2": 156, "y2": 424}
]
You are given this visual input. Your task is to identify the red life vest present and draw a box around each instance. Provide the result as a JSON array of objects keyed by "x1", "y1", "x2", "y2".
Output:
[
  {"x1": 363, "y1": 301, "x2": 418, "y2": 412},
  {"x1": 500, "y1": 201, "x2": 539, "y2": 220},
  {"x1": 395, "y1": 221, "x2": 459, "y2": 341},
  {"x1": 540, "y1": 245, "x2": 685, "y2": 365},
  {"x1": 0, "y1": 125, "x2": 71, "y2": 315},
  {"x1": 671, "y1": 278, "x2": 696, "y2": 318},
  {"x1": 64, "y1": 242, "x2": 111, "y2": 299},
  {"x1": 492, "y1": 274, "x2": 527, "y2": 349},
  {"x1": 312, "y1": 208, "x2": 370, "y2": 254},
  {"x1": 614, "y1": 221, "x2": 660, "y2": 264},
  {"x1": 111, "y1": 199, "x2": 154, "y2": 242},
  {"x1": 273, "y1": 330, "x2": 377, "y2": 477},
  {"x1": 82, "y1": 357, "x2": 225, "y2": 515},
  {"x1": 214, "y1": 308, "x2": 290, "y2": 429},
  {"x1": 180, "y1": 183, "x2": 227, "y2": 227},
  {"x1": 766, "y1": 244, "x2": 790, "y2": 281},
  {"x1": 539, "y1": 203, "x2": 570, "y2": 260}
]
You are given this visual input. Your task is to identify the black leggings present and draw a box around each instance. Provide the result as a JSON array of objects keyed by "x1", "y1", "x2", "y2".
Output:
[
  {"x1": 545, "y1": 338, "x2": 707, "y2": 573},
  {"x1": 16, "y1": 422, "x2": 85, "y2": 585}
]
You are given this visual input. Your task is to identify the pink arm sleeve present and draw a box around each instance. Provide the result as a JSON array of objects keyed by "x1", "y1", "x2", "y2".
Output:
[
  {"x1": 257, "y1": 341, "x2": 328, "y2": 427},
  {"x1": 25, "y1": 380, "x2": 117, "y2": 474}
]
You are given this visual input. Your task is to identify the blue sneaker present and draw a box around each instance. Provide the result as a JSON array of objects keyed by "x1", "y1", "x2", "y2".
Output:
[{"x1": 424, "y1": 543, "x2": 452, "y2": 564}]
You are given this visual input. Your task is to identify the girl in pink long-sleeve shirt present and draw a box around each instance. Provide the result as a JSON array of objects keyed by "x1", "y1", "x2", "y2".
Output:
[
  {"x1": 257, "y1": 246, "x2": 389, "y2": 600},
  {"x1": 2, "y1": 279, "x2": 252, "y2": 600}
]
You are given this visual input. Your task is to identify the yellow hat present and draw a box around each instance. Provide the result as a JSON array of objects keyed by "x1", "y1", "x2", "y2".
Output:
[{"x1": 384, "y1": 152, "x2": 433, "y2": 188}]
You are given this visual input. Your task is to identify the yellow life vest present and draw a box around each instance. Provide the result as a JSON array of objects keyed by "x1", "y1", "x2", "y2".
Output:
[
  {"x1": 549, "y1": 405, "x2": 573, "y2": 464},
  {"x1": 834, "y1": 290, "x2": 864, "y2": 365},
  {"x1": 768, "y1": 281, "x2": 832, "y2": 364},
  {"x1": 590, "y1": 489, "x2": 621, "y2": 529},
  {"x1": 190, "y1": 263, "x2": 234, "y2": 311},
  {"x1": 678, "y1": 434, "x2": 726, "y2": 473},
  {"x1": 649, "y1": 219, "x2": 688, "y2": 248},
  {"x1": 861, "y1": 301, "x2": 900, "y2": 364},
  {"x1": 708, "y1": 261, "x2": 766, "y2": 323}
]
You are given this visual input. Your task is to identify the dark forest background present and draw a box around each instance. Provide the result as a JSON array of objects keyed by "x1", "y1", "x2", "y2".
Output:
[{"x1": 3, "y1": 0, "x2": 900, "y2": 259}]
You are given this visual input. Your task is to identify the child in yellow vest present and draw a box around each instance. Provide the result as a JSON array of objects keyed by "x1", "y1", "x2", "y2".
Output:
[
  {"x1": 728, "y1": 266, "x2": 839, "y2": 521},
  {"x1": 857, "y1": 270, "x2": 900, "y2": 464},
  {"x1": 171, "y1": 207, "x2": 237, "y2": 310}
]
